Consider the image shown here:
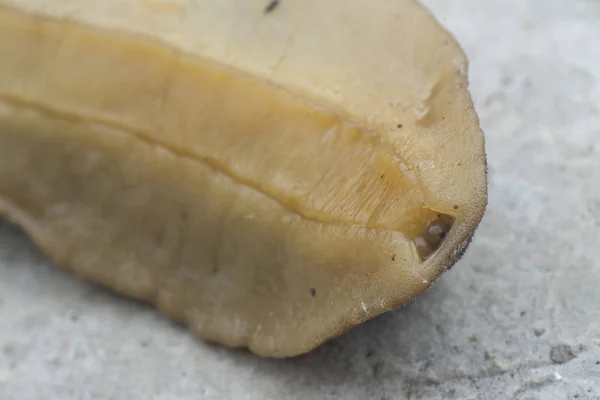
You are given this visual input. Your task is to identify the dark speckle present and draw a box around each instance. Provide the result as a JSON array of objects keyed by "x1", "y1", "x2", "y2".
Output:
[
  {"x1": 453, "y1": 205, "x2": 459, "y2": 209},
  {"x1": 380, "y1": 173, "x2": 385, "y2": 179},
  {"x1": 534, "y1": 328, "x2": 546, "y2": 337},
  {"x1": 501, "y1": 74, "x2": 514, "y2": 87},
  {"x1": 391, "y1": 254, "x2": 396, "y2": 261},
  {"x1": 440, "y1": 232, "x2": 446, "y2": 239},
  {"x1": 550, "y1": 344, "x2": 575, "y2": 364},
  {"x1": 458, "y1": 163, "x2": 462, "y2": 166},
  {"x1": 371, "y1": 361, "x2": 383, "y2": 378},
  {"x1": 446, "y1": 232, "x2": 474, "y2": 266},
  {"x1": 397, "y1": 124, "x2": 403, "y2": 128},
  {"x1": 520, "y1": 310, "x2": 526, "y2": 317},
  {"x1": 595, "y1": 361, "x2": 599, "y2": 365},
  {"x1": 264, "y1": 0, "x2": 279, "y2": 13},
  {"x1": 309, "y1": 288, "x2": 316, "y2": 297}
]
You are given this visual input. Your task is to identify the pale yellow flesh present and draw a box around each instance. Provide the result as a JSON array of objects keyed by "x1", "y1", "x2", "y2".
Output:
[{"x1": 0, "y1": 0, "x2": 487, "y2": 357}]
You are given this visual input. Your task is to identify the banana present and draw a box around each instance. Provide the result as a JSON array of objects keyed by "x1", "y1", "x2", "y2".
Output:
[{"x1": 0, "y1": 0, "x2": 487, "y2": 357}]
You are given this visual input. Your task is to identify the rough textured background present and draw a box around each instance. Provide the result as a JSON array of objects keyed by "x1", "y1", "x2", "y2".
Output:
[{"x1": 1, "y1": 0, "x2": 599, "y2": 399}]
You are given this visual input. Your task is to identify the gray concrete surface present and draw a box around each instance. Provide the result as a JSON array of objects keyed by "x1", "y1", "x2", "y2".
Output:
[{"x1": 1, "y1": 0, "x2": 599, "y2": 399}]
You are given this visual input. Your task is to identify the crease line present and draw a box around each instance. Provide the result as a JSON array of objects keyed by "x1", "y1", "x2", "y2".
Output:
[{"x1": 0, "y1": 95, "x2": 411, "y2": 238}]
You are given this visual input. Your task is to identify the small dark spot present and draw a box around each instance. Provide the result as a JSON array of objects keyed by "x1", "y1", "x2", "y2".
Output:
[
  {"x1": 534, "y1": 328, "x2": 546, "y2": 337},
  {"x1": 70, "y1": 314, "x2": 80, "y2": 322},
  {"x1": 595, "y1": 361, "x2": 599, "y2": 365},
  {"x1": 501, "y1": 74, "x2": 514, "y2": 87},
  {"x1": 441, "y1": 116, "x2": 446, "y2": 120},
  {"x1": 380, "y1": 174, "x2": 385, "y2": 179},
  {"x1": 264, "y1": 0, "x2": 279, "y2": 13},
  {"x1": 453, "y1": 205, "x2": 459, "y2": 209},
  {"x1": 391, "y1": 254, "x2": 396, "y2": 261},
  {"x1": 181, "y1": 212, "x2": 188, "y2": 219},
  {"x1": 365, "y1": 350, "x2": 374, "y2": 358},
  {"x1": 372, "y1": 361, "x2": 383, "y2": 377},
  {"x1": 437, "y1": 214, "x2": 441, "y2": 218},
  {"x1": 484, "y1": 351, "x2": 493, "y2": 361},
  {"x1": 309, "y1": 288, "x2": 316, "y2": 297},
  {"x1": 397, "y1": 124, "x2": 403, "y2": 128},
  {"x1": 440, "y1": 232, "x2": 446, "y2": 239},
  {"x1": 520, "y1": 310, "x2": 526, "y2": 317},
  {"x1": 2, "y1": 344, "x2": 15, "y2": 357},
  {"x1": 468, "y1": 335, "x2": 478, "y2": 343},
  {"x1": 458, "y1": 163, "x2": 462, "y2": 166},
  {"x1": 574, "y1": 395, "x2": 579, "y2": 399},
  {"x1": 550, "y1": 344, "x2": 575, "y2": 364}
]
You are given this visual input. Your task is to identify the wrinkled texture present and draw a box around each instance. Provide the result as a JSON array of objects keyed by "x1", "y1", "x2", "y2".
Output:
[{"x1": 0, "y1": 0, "x2": 598, "y2": 398}]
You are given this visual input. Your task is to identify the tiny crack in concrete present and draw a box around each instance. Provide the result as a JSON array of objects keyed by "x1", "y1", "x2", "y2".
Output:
[
  {"x1": 511, "y1": 374, "x2": 557, "y2": 398},
  {"x1": 405, "y1": 359, "x2": 557, "y2": 386}
]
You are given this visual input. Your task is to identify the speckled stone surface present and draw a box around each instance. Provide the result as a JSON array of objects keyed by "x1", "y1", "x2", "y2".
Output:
[{"x1": 1, "y1": 0, "x2": 599, "y2": 399}]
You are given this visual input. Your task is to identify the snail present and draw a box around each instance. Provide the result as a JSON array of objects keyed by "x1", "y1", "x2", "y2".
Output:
[{"x1": 0, "y1": 0, "x2": 487, "y2": 357}]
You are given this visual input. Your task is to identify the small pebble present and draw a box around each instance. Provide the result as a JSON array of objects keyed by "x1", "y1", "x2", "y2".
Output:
[{"x1": 549, "y1": 344, "x2": 575, "y2": 364}]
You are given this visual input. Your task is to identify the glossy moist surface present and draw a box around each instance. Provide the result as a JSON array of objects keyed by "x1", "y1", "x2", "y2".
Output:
[{"x1": 0, "y1": 0, "x2": 487, "y2": 357}]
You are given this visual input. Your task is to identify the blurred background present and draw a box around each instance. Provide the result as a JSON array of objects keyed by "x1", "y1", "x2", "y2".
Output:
[{"x1": 1, "y1": 0, "x2": 599, "y2": 399}]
